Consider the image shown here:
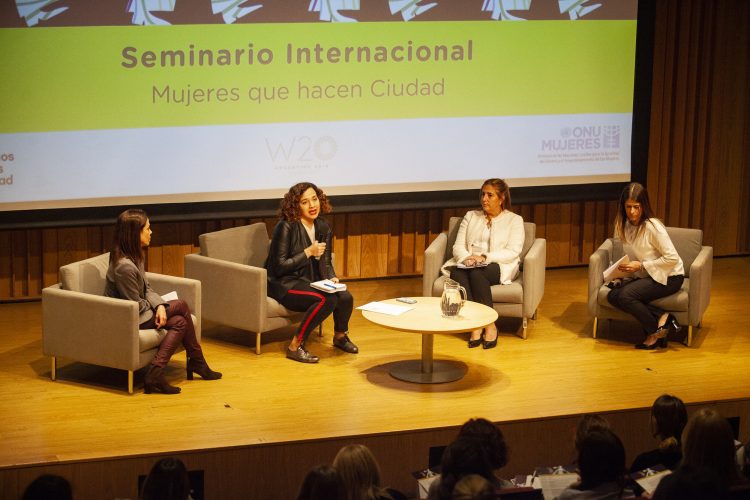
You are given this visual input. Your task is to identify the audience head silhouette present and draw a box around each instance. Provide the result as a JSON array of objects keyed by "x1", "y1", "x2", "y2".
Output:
[
  {"x1": 574, "y1": 414, "x2": 610, "y2": 453},
  {"x1": 651, "y1": 394, "x2": 687, "y2": 450},
  {"x1": 296, "y1": 464, "x2": 347, "y2": 500},
  {"x1": 333, "y1": 444, "x2": 391, "y2": 500},
  {"x1": 458, "y1": 417, "x2": 509, "y2": 470},
  {"x1": 140, "y1": 457, "x2": 191, "y2": 500},
  {"x1": 577, "y1": 428, "x2": 626, "y2": 491},
  {"x1": 681, "y1": 407, "x2": 738, "y2": 488},
  {"x1": 21, "y1": 474, "x2": 72, "y2": 500}
]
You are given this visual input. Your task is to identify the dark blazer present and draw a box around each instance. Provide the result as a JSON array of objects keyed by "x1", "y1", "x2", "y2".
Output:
[
  {"x1": 265, "y1": 218, "x2": 336, "y2": 301},
  {"x1": 104, "y1": 257, "x2": 167, "y2": 325}
]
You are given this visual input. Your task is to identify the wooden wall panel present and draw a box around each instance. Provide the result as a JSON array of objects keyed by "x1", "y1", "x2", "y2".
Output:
[{"x1": 1, "y1": 0, "x2": 749, "y2": 301}]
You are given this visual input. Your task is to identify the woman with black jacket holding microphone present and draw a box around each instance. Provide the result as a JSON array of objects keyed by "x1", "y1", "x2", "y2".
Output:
[{"x1": 265, "y1": 182, "x2": 358, "y2": 364}]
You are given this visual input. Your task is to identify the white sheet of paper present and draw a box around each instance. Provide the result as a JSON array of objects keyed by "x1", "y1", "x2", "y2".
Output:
[
  {"x1": 161, "y1": 290, "x2": 178, "y2": 302},
  {"x1": 635, "y1": 469, "x2": 671, "y2": 495},
  {"x1": 357, "y1": 301, "x2": 413, "y2": 316},
  {"x1": 603, "y1": 254, "x2": 631, "y2": 282}
]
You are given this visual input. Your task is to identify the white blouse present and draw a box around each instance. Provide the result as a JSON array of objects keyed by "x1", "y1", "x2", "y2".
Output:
[
  {"x1": 623, "y1": 218, "x2": 684, "y2": 285},
  {"x1": 441, "y1": 209, "x2": 525, "y2": 284}
]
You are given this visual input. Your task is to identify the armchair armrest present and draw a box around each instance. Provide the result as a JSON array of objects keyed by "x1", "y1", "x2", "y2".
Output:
[
  {"x1": 147, "y1": 273, "x2": 202, "y2": 337},
  {"x1": 423, "y1": 233, "x2": 448, "y2": 297},
  {"x1": 687, "y1": 245, "x2": 713, "y2": 326},
  {"x1": 184, "y1": 253, "x2": 268, "y2": 332},
  {"x1": 522, "y1": 238, "x2": 546, "y2": 317},
  {"x1": 588, "y1": 244, "x2": 611, "y2": 315},
  {"x1": 42, "y1": 285, "x2": 142, "y2": 370}
]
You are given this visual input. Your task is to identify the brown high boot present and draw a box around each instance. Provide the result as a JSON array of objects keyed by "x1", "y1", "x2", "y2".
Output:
[
  {"x1": 186, "y1": 357, "x2": 222, "y2": 380},
  {"x1": 144, "y1": 365, "x2": 181, "y2": 394}
]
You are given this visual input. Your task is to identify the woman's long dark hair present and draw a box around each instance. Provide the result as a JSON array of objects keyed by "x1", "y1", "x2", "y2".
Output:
[
  {"x1": 110, "y1": 209, "x2": 148, "y2": 266},
  {"x1": 614, "y1": 182, "x2": 657, "y2": 242},
  {"x1": 140, "y1": 457, "x2": 191, "y2": 500},
  {"x1": 651, "y1": 394, "x2": 687, "y2": 452},
  {"x1": 279, "y1": 182, "x2": 332, "y2": 222}
]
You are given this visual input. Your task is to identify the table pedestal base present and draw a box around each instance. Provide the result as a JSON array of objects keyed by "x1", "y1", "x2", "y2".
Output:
[{"x1": 389, "y1": 360, "x2": 467, "y2": 384}]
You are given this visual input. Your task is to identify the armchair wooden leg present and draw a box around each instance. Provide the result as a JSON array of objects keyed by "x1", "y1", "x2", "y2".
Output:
[
  {"x1": 318, "y1": 324, "x2": 323, "y2": 337},
  {"x1": 128, "y1": 370, "x2": 134, "y2": 394},
  {"x1": 521, "y1": 317, "x2": 528, "y2": 340},
  {"x1": 592, "y1": 317, "x2": 598, "y2": 338},
  {"x1": 50, "y1": 356, "x2": 56, "y2": 381},
  {"x1": 256, "y1": 333, "x2": 261, "y2": 355},
  {"x1": 686, "y1": 325, "x2": 693, "y2": 347}
]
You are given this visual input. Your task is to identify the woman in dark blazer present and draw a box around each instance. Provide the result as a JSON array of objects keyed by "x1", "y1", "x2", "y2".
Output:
[
  {"x1": 105, "y1": 209, "x2": 221, "y2": 394},
  {"x1": 265, "y1": 182, "x2": 357, "y2": 363}
]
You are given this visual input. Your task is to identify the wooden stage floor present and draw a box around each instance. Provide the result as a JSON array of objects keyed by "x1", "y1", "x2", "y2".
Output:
[{"x1": 1, "y1": 257, "x2": 749, "y2": 498}]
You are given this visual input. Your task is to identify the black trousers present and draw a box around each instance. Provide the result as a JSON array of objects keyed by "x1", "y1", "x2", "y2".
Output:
[
  {"x1": 279, "y1": 282, "x2": 353, "y2": 344},
  {"x1": 607, "y1": 275, "x2": 684, "y2": 334},
  {"x1": 449, "y1": 263, "x2": 501, "y2": 309}
]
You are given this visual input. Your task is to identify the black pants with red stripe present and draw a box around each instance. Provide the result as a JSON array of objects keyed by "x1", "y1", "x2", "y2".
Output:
[{"x1": 279, "y1": 283, "x2": 353, "y2": 345}]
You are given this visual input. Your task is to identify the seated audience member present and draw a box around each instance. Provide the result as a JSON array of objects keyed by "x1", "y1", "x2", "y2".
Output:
[
  {"x1": 333, "y1": 444, "x2": 406, "y2": 500},
  {"x1": 743, "y1": 441, "x2": 750, "y2": 480},
  {"x1": 680, "y1": 408, "x2": 748, "y2": 492},
  {"x1": 630, "y1": 394, "x2": 687, "y2": 472},
  {"x1": 554, "y1": 429, "x2": 632, "y2": 500},
  {"x1": 21, "y1": 474, "x2": 73, "y2": 500},
  {"x1": 651, "y1": 464, "x2": 726, "y2": 500},
  {"x1": 296, "y1": 464, "x2": 347, "y2": 500},
  {"x1": 452, "y1": 474, "x2": 495, "y2": 500},
  {"x1": 428, "y1": 437, "x2": 497, "y2": 500},
  {"x1": 681, "y1": 409, "x2": 739, "y2": 485},
  {"x1": 458, "y1": 418, "x2": 513, "y2": 488},
  {"x1": 140, "y1": 457, "x2": 192, "y2": 500}
]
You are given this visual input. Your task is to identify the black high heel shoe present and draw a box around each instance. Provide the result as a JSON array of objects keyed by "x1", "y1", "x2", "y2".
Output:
[{"x1": 666, "y1": 313, "x2": 682, "y2": 334}]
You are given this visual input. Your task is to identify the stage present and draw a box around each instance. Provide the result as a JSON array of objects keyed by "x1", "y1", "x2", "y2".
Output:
[{"x1": 1, "y1": 257, "x2": 749, "y2": 498}]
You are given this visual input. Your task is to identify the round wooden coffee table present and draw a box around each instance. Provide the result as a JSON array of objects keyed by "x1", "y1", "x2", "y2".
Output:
[{"x1": 361, "y1": 297, "x2": 498, "y2": 383}]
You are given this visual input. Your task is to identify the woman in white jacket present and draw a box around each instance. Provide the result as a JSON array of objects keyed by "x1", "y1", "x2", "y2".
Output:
[
  {"x1": 441, "y1": 179, "x2": 524, "y2": 350},
  {"x1": 607, "y1": 182, "x2": 684, "y2": 349}
]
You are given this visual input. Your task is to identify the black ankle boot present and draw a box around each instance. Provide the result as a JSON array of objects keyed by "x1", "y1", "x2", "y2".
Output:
[
  {"x1": 186, "y1": 357, "x2": 222, "y2": 380},
  {"x1": 144, "y1": 365, "x2": 181, "y2": 394}
]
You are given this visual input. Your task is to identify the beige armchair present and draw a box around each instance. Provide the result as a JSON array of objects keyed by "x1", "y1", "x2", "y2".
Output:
[
  {"x1": 42, "y1": 253, "x2": 201, "y2": 394},
  {"x1": 184, "y1": 223, "x2": 313, "y2": 354},
  {"x1": 423, "y1": 218, "x2": 546, "y2": 339},
  {"x1": 588, "y1": 227, "x2": 712, "y2": 346}
]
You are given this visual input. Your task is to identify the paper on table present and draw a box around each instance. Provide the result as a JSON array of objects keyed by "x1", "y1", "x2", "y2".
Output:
[
  {"x1": 161, "y1": 291, "x2": 178, "y2": 302},
  {"x1": 603, "y1": 254, "x2": 631, "y2": 282},
  {"x1": 538, "y1": 473, "x2": 578, "y2": 499},
  {"x1": 357, "y1": 301, "x2": 413, "y2": 316},
  {"x1": 634, "y1": 468, "x2": 671, "y2": 495}
]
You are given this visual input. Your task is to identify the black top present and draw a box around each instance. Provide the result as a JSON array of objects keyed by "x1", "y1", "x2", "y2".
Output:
[
  {"x1": 630, "y1": 447, "x2": 682, "y2": 473},
  {"x1": 264, "y1": 217, "x2": 335, "y2": 301}
]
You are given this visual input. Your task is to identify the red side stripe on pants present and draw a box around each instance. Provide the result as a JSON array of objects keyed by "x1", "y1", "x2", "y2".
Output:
[{"x1": 287, "y1": 289, "x2": 326, "y2": 343}]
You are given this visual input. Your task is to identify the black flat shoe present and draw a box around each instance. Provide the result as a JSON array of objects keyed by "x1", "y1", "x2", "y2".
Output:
[
  {"x1": 287, "y1": 346, "x2": 320, "y2": 363},
  {"x1": 333, "y1": 334, "x2": 358, "y2": 354},
  {"x1": 468, "y1": 338, "x2": 483, "y2": 348}
]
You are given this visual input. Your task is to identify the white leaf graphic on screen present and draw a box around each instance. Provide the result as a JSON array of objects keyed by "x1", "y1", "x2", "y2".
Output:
[{"x1": 125, "y1": 0, "x2": 262, "y2": 25}]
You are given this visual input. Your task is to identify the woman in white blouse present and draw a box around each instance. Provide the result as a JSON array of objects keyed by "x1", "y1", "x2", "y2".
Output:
[
  {"x1": 607, "y1": 182, "x2": 684, "y2": 349},
  {"x1": 441, "y1": 179, "x2": 524, "y2": 350}
]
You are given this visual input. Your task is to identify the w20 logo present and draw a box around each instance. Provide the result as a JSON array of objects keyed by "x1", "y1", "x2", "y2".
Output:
[{"x1": 265, "y1": 136, "x2": 338, "y2": 163}]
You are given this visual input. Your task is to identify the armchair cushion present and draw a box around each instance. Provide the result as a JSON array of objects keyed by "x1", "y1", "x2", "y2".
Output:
[{"x1": 199, "y1": 223, "x2": 269, "y2": 267}]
